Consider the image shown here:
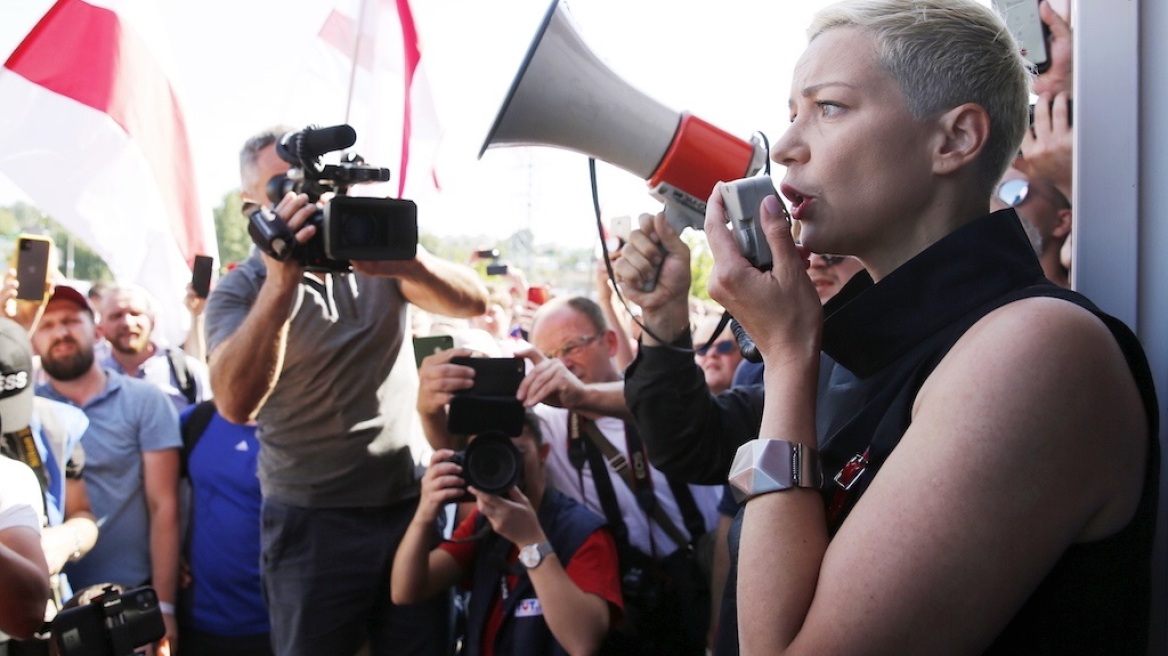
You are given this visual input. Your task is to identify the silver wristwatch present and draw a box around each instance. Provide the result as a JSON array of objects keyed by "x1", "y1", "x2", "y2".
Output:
[
  {"x1": 518, "y1": 541, "x2": 554, "y2": 569},
  {"x1": 728, "y1": 439, "x2": 824, "y2": 503}
]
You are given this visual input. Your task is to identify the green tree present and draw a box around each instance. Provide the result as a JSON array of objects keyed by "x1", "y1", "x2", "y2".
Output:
[
  {"x1": 0, "y1": 206, "x2": 21, "y2": 237},
  {"x1": 0, "y1": 201, "x2": 112, "y2": 282},
  {"x1": 213, "y1": 189, "x2": 252, "y2": 272},
  {"x1": 683, "y1": 230, "x2": 713, "y2": 301}
]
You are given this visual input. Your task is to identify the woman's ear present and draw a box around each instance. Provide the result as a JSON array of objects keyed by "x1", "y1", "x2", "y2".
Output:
[{"x1": 932, "y1": 103, "x2": 991, "y2": 176}]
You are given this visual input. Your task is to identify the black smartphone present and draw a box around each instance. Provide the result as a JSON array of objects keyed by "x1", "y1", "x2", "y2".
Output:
[
  {"x1": 412, "y1": 334, "x2": 455, "y2": 368},
  {"x1": 15, "y1": 234, "x2": 53, "y2": 302},
  {"x1": 994, "y1": 0, "x2": 1050, "y2": 73},
  {"x1": 191, "y1": 254, "x2": 214, "y2": 299},
  {"x1": 447, "y1": 395, "x2": 526, "y2": 437},
  {"x1": 451, "y1": 357, "x2": 525, "y2": 397},
  {"x1": 51, "y1": 585, "x2": 165, "y2": 656}
]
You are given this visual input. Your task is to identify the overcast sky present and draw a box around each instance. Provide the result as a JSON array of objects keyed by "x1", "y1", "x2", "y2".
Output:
[{"x1": 0, "y1": 0, "x2": 904, "y2": 249}]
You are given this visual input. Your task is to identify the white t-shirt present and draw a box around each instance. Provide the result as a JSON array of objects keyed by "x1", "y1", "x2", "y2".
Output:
[
  {"x1": 0, "y1": 455, "x2": 44, "y2": 532},
  {"x1": 535, "y1": 405, "x2": 720, "y2": 559}
]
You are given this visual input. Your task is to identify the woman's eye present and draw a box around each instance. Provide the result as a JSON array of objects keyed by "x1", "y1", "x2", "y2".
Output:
[{"x1": 816, "y1": 101, "x2": 844, "y2": 117}]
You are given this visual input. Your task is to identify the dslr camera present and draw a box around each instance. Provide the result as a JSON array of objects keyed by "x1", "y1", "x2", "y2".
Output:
[
  {"x1": 51, "y1": 585, "x2": 165, "y2": 656},
  {"x1": 444, "y1": 357, "x2": 527, "y2": 502},
  {"x1": 247, "y1": 124, "x2": 419, "y2": 273},
  {"x1": 447, "y1": 430, "x2": 525, "y2": 502}
]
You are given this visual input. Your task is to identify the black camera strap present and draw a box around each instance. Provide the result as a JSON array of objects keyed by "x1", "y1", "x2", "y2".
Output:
[
  {"x1": 569, "y1": 413, "x2": 629, "y2": 551},
  {"x1": 570, "y1": 413, "x2": 698, "y2": 553},
  {"x1": 623, "y1": 420, "x2": 708, "y2": 546}
]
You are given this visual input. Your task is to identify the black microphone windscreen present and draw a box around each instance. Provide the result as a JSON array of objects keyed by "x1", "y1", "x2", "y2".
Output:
[
  {"x1": 301, "y1": 124, "x2": 357, "y2": 156},
  {"x1": 276, "y1": 124, "x2": 358, "y2": 164}
]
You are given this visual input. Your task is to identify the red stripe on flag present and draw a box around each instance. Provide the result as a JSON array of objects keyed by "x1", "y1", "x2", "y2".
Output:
[
  {"x1": 5, "y1": 0, "x2": 205, "y2": 265},
  {"x1": 396, "y1": 0, "x2": 421, "y2": 199}
]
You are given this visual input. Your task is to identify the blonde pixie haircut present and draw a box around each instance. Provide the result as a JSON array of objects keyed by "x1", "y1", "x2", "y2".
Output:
[{"x1": 809, "y1": 0, "x2": 1031, "y2": 194}]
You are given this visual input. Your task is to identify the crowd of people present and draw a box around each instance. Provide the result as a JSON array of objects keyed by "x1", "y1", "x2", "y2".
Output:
[{"x1": 0, "y1": 1, "x2": 1159, "y2": 655}]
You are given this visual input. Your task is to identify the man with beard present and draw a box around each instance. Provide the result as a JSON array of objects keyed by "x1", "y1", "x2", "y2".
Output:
[
  {"x1": 98, "y1": 284, "x2": 210, "y2": 412},
  {"x1": 30, "y1": 285, "x2": 181, "y2": 652}
]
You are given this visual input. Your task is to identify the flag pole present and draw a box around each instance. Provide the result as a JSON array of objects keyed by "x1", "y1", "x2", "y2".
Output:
[{"x1": 342, "y1": 0, "x2": 370, "y2": 128}]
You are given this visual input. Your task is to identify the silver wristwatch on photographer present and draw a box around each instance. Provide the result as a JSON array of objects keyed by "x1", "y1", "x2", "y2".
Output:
[{"x1": 518, "y1": 541, "x2": 554, "y2": 569}]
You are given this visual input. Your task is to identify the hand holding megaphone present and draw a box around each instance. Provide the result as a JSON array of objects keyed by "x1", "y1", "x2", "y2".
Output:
[{"x1": 613, "y1": 213, "x2": 693, "y2": 340}]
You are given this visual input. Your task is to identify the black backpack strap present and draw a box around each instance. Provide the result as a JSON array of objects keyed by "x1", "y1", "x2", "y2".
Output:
[
  {"x1": 167, "y1": 348, "x2": 197, "y2": 405},
  {"x1": 180, "y1": 401, "x2": 217, "y2": 478}
]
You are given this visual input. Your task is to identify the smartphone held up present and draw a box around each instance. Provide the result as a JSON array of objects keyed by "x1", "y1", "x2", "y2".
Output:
[
  {"x1": 993, "y1": 0, "x2": 1051, "y2": 73},
  {"x1": 15, "y1": 234, "x2": 54, "y2": 302},
  {"x1": 191, "y1": 255, "x2": 214, "y2": 299}
]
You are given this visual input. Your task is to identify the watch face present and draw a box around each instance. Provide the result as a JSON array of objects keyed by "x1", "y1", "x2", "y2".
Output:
[{"x1": 519, "y1": 544, "x2": 541, "y2": 568}]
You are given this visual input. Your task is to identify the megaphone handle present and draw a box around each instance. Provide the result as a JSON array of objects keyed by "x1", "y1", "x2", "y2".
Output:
[
  {"x1": 663, "y1": 198, "x2": 706, "y2": 235},
  {"x1": 639, "y1": 199, "x2": 705, "y2": 292},
  {"x1": 638, "y1": 247, "x2": 666, "y2": 293}
]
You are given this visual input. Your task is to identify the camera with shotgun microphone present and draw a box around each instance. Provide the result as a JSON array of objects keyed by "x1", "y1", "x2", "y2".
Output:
[{"x1": 246, "y1": 123, "x2": 418, "y2": 273}]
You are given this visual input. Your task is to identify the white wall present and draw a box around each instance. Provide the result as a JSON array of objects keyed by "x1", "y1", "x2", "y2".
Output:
[{"x1": 1076, "y1": 0, "x2": 1167, "y2": 651}]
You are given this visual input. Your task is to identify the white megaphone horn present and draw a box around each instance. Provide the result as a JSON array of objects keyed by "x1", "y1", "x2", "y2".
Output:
[{"x1": 479, "y1": 0, "x2": 768, "y2": 233}]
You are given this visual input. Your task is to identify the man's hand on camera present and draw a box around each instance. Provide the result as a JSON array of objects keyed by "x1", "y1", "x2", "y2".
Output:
[
  {"x1": 261, "y1": 192, "x2": 317, "y2": 286},
  {"x1": 417, "y1": 450, "x2": 466, "y2": 523},
  {"x1": 515, "y1": 347, "x2": 588, "y2": 410},
  {"x1": 416, "y1": 347, "x2": 476, "y2": 417},
  {"x1": 470, "y1": 486, "x2": 543, "y2": 547}
]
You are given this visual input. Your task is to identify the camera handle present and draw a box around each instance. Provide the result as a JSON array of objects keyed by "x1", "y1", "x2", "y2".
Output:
[{"x1": 246, "y1": 206, "x2": 295, "y2": 261}]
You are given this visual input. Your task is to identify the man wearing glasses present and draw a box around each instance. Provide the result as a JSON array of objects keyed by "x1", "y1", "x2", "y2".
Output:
[
  {"x1": 992, "y1": 168, "x2": 1073, "y2": 288},
  {"x1": 522, "y1": 296, "x2": 720, "y2": 656}
]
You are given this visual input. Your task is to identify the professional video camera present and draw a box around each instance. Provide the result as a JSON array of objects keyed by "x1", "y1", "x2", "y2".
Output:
[
  {"x1": 51, "y1": 585, "x2": 165, "y2": 656},
  {"x1": 247, "y1": 123, "x2": 419, "y2": 273}
]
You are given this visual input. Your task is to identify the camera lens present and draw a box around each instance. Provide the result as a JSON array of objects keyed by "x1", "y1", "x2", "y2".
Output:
[
  {"x1": 340, "y1": 212, "x2": 379, "y2": 247},
  {"x1": 463, "y1": 432, "x2": 522, "y2": 494}
]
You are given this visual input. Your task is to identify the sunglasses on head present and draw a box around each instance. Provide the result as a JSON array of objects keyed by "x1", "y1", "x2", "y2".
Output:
[{"x1": 696, "y1": 341, "x2": 737, "y2": 357}]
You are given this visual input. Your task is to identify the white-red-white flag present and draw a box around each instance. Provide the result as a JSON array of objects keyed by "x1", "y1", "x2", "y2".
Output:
[
  {"x1": 0, "y1": 0, "x2": 214, "y2": 344},
  {"x1": 283, "y1": 0, "x2": 443, "y2": 201}
]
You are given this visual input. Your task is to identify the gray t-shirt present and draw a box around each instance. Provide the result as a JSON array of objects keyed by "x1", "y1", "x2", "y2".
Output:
[
  {"x1": 205, "y1": 253, "x2": 419, "y2": 508},
  {"x1": 38, "y1": 371, "x2": 180, "y2": 590}
]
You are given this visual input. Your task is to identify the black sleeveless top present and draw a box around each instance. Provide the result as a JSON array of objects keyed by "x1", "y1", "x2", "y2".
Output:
[{"x1": 816, "y1": 210, "x2": 1159, "y2": 654}]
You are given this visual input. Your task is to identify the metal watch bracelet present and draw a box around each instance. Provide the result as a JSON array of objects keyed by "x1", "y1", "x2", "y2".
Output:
[{"x1": 728, "y1": 439, "x2": 824, "y2": 503}]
